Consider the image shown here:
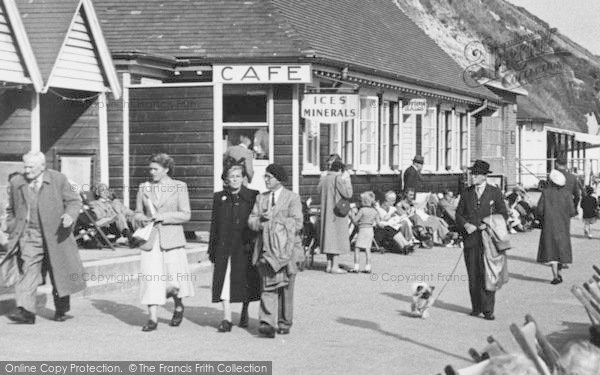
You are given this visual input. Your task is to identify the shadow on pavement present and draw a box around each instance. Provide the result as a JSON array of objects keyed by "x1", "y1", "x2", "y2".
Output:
[
  {"x1": 570, "y1": 234, "x2": 597, "y2": 240},
  {"x1": 508, "y1": 272, "x2": 549, "y2": 284},
  {"x1": 546, "y1": 320, "x2": 590, "y2": 350},
  {"x1": 337, "y1": 317, "x2": 471, "y2": 362},
  {"x1": 175, "y1": 304, "x2": 261, "y2": 334},
  {"x1": 382, "y1": 292, "x2": 471, "y2": 315},
  {"x1": 507, "y1": 254, "x2": 539, "y2": 265},
  {"x1": 91, "y1": 299, "x2": 170, "y2": 326}
]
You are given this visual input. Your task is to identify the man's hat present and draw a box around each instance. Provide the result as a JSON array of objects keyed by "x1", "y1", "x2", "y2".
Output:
[
  {"x1": 413, "y1": 155, "x2": 424, "y2": 164},
  {"x1": 266, "y1": 163, "x2": 288, "y2": 182},
  {"x1": 468, "y1": 160, "x2": 492, "y2": 175},
  {"x1": 549, "y1": 169, "x2": 565, "y2": 186}
]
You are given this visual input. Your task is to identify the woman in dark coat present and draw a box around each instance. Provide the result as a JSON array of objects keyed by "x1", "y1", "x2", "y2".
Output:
[
  {"x1": 208, "y1": 163, "x2": 260, "y2": 332},
  {"x1": 536, "y1": 170, "x2": 576, "y2": 284}
]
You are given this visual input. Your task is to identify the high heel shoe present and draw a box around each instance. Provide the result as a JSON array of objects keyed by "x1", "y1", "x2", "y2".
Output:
[
  {"x1": 170, "y1": 306, "x2": 184, "y2": 327},
  {"x1": 142, "y1": 320, "x2": 158, "y2": 332},
  {"x1": 218, "y1": 320, "x2": 233, "y2": 332}
]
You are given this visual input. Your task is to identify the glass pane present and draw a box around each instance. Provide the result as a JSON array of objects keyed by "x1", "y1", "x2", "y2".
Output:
[
  {"x1": 223, "y1": 127, "x2": 269, "y2": 160},
  {"x1": 223, "y1": 90, "x2": 267, "y2": 123}
]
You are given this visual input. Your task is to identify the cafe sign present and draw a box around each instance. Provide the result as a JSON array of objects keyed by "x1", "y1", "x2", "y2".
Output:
[
  {"x1": 402, "y1": 98, "x2": 427, "y2": 115},
  {"x1": 301, "y1": 94, "x2": 359, "y2": 123},
  {"x1": 213, "y1": 64, "x2": 312, "y2": 84}
]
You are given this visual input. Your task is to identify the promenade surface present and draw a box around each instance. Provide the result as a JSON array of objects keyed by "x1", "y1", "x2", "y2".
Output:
[{"x1": 0, "y1": 219, "x2": 598, "y2": 375}]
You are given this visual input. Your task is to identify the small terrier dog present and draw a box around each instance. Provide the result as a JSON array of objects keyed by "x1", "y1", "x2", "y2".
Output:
[{"x1": 410, "y1": 282, "x2": 435, "y2": 319}]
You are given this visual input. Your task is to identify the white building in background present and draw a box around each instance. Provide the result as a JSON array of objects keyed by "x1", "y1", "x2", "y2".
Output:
[{"x1": 516, "y1": 97, "x2": 600, "y2": 189}]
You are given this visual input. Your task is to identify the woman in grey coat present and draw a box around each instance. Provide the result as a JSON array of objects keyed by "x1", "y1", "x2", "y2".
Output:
[{"x1": 318, "y1": 156, "x2": 353, "y2": 273}]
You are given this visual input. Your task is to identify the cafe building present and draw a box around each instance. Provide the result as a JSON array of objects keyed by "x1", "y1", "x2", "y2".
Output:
[
  {"x1": 0, "y1": 0, "x2": 121, "y2": 194},
  {"x1": 95, "y1": 0, "x2": 504, "y2": 231}
]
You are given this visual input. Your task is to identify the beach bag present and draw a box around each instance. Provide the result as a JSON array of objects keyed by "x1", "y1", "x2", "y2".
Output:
[{"x1": 333, "y1": 176, "x2": 351, "y2": 217}]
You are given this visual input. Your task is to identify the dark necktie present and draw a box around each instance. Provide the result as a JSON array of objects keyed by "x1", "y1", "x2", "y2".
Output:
[{"x1": 271, "y1": 192, "x2": 276, "y2": 208}]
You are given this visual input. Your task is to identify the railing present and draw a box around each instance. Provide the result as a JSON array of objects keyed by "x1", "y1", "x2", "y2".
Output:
[{"x1": 517, "y1": 158, "x2": 600, "y2": 188}]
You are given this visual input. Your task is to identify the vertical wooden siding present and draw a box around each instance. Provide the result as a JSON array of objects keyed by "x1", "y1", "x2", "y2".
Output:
[
  {"x1": 128, "y1": 86, "x2": 213, "y2": 231},
  {"x1": 0, "y1": 90, "x2": 31, "y2": 156}
]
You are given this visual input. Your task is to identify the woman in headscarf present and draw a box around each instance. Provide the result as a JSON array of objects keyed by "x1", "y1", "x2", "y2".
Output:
[
  {"x1": 208, "y1": 158, "x2": 260, "y2": 332},
  {"x1": 536, "y1": 169, "x2": 577, "y2": 284}
]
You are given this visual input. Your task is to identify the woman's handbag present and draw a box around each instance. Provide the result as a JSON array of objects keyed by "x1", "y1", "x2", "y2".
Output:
[
  {"x1": 133, "y1": 222, "x2": 154, "y2": 242},
  {"x1": 333, "y1": 176, "x2": 351, "y2": 217}
]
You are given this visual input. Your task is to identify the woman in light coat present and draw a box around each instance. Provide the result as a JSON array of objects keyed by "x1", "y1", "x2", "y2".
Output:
[
  {"x1": 134, "y1": 153, "x2": 195, "y2": 331},
  {"x1": 318, "y1": 155, "x2": 353, "y2": 273}
]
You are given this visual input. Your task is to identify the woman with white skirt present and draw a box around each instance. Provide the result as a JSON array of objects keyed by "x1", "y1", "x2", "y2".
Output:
[{"x1": 134, "y1": 153, "x2": 195, "y2": 332}]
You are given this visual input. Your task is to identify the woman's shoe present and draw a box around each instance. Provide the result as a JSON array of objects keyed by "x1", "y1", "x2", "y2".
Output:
[
  {"x1": 218, "y1": 320, "x2": 233, "y2": 332},
  {"x1": 362, "y1": 264, "x2": 372, "y2": 274},
  {"x1": 550, "y1": 278, "x2": 562, "y2": 285},
  {"x1": 349, "y1": 265, "x2": 359, "y2": 273},
  {"x1": 557, "y1": 274, "x2": 563, "y2": 282},
  {"x1": 170, "y1": 307, "x2": 184, "y2": 327},
  {"x1": 142, "y1": 320, "x2": 158, "y2": 332}
]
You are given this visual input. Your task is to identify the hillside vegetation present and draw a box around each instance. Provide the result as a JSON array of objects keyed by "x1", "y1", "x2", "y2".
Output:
[{"x1": 393, "y1": 0, "x2": 600, "y2": 132}]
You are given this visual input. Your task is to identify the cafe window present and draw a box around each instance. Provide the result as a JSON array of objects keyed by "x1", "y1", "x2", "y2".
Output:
[
  {"x1": 445, "y1": 111, "x2": 453, "y2": 170},
  {"x1": 437, "y1": 110, "x2": 446, "y2": 171},
  {"x1": 459, "y1": 113, "x2": 468, "y2": 168},
  {"x1": 222, "y1": 85, "x2": 270, "y2": 160},
  {"x1": 357, "y1": 97, "x2": 378, "y2": 170},
  {"x1": 390, "y1": 102, "x2": 400, "y2": 169},
  {"x1": 421, "y1": 107, "x2": 437, "y2": 172}
]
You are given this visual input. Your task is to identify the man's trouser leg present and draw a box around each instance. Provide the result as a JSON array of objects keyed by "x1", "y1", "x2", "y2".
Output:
[
  {"x1": 278, "y1": 274, "x2": 295, "y2": 330},
  {"x1": 15, "y1": 229, "x2": 44, "y2": 313},
  {"x1": 259, "y1": 288, "x2": 278, "y2": 328},
  {"x1": 45, "y1": 255, "x2": 70, "y2": 314},
  {"x1": 463, "y1": 245, "x2": 481, "y2": 313}
]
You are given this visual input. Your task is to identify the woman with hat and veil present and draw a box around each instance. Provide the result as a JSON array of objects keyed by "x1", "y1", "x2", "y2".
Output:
[{"x1": 536, "y1": 169, "x2": 576, "y2": 284}]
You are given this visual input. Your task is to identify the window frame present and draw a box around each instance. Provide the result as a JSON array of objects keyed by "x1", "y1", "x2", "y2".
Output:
[
  {"x1": 356, "y1": 96, "x2": 379, "y2": 171},
  {"x1": 421, "y1": 106, "x2": 437, "y2": 173}
]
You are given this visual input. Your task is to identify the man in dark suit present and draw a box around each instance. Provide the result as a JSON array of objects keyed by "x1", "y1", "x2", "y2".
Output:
[
  {"x1": 455, "y1": 160, "x2": 508, "y2": 320},
  {"x1": 402, "y1": 155, "x2": 424, "y2": 194},
  {"x1": 555, "y1": 155, "x2": 581, "y2": 211}
]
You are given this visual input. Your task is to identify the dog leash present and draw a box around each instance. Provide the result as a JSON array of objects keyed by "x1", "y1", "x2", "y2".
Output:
[{"x1": 431, "y1": 248, "x2": 464, "y2": 307}]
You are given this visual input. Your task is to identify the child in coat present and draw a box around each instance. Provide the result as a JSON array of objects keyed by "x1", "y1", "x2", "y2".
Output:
[
  {"x1": 349, "y1": 191, "x2": 379, "y2": 273},
  {"x1": 581, "y1": 186, "x2": 598, "y2": 239}
]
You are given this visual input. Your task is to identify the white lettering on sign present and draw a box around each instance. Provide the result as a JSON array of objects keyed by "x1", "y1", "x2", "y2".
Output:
[
  {"x1": 301, "y1": 94, "x2": 359, "y2": 123},
  {"x1": 213, "y1": 64, "x2": 312, "y2": 84},
  {"x1": 402, "y1": 99, "x2": 427, "y2": 114}
]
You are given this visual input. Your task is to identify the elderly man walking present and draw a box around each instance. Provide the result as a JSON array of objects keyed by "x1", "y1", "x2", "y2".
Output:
[
  {"x1": 456, "y1": 160, "x2": 507, "y2": 321},
  {"x1": 0, "y1": 151, "x2": 85, "y2": 323},
  {"x1": 248, "y1": 164, "x2": 303, "y2": 338}
]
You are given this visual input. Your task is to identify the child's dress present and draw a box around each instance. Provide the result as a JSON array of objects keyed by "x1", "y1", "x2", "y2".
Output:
[{"x1": 354, "y1": 207, "x2": 379, "y2": 249}]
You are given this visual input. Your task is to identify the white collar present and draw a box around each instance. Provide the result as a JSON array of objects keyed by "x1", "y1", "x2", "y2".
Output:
[
  {"x1": 239, "y1": 143, "x2": 248, "y2": 149},
  {"x1": 271, "y1": 186, "x2": 284, "y2": 204}
]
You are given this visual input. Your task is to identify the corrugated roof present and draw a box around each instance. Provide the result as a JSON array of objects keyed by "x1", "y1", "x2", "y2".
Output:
[
  {"x1": 14, "y1": 0, "x2": 79, "y2": 81},
  {"x1": 517, "y1": 96, "x2": 552, "y2": 123},
  {"x1": 94, "y1": 0, "x2": 499, "y2": 101}
]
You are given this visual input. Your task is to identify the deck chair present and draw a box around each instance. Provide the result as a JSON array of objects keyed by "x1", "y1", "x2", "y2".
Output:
[
  {"x1": 585, "y1": 281, "x2": 600, "y2": 306},
  {"x1": 444, "y1": 359, "x2": 490, "y2": 375},
  {"x1": 75, "y1": 191, "x2": 116, "y2": 251},
  {"x1": 468, "y1": 336, "x2": 508, "y2": 362},
  {"x1": 571, "y1": 285, "x2": 600, "y2": 325},
  {"x1": 593, "y1": 265, "x2": 600, "y2": 278},
  {"x1": 509, "y1": 314, "x2": 559, "y2": 375}
]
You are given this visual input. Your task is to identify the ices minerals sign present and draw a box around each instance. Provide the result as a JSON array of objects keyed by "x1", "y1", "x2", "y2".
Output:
[{"x1": 301, "y1": 94, "x2": 359, "y2": 123}]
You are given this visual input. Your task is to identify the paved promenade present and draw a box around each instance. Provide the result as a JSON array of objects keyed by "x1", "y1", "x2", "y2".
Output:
[{"x1": 0, "y1": 219, "x2": 598, "y2": 374}]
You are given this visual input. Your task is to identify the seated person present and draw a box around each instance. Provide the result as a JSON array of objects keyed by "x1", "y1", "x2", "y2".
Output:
[
  {"x1": 401, "y1": 189, "x2": 451, "y2": 246},
  {"x1": 373, "y1": 191, "x2": 414, "y2": 253},
  {"x1": 438, "y1": 189, "x2": 458, "y2": 224},
  {"x1": 87, "y1": 183, "x2": 135, "y2": 244}
]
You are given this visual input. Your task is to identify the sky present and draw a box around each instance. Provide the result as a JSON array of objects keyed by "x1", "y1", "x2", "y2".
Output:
[{"x1": 506, "y1": 0, "x2": 600, "y2": 55}]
